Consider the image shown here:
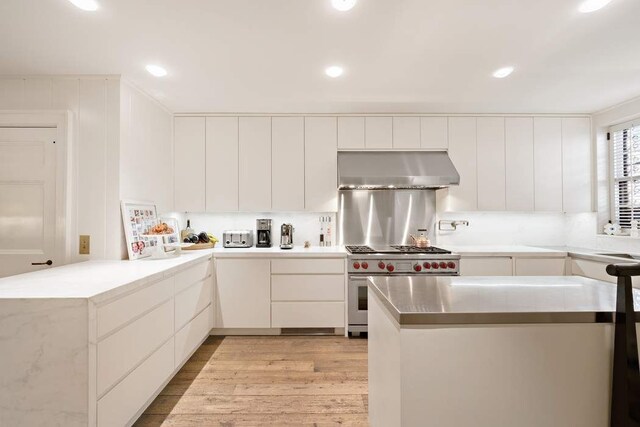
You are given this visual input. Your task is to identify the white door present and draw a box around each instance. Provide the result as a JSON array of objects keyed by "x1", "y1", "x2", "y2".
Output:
[{"x1": 0, "y1": 127, "x2": 57, "y2": 277}]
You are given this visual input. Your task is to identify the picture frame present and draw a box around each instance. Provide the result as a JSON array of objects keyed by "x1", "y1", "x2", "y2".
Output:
[{"x1": 121, "y1": 200, "x2": 162, "y2": 260}]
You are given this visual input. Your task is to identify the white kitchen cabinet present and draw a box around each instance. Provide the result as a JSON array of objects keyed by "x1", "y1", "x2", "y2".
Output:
[
  {"x1": 271, "y1": 275, "x2": 345, "y2": 301},
  {"x1": 476, "y1": 117, "x2": 506, "y2": 211},
  {"x1": 392, "y1": 117, "x2": 420, "y2": 148},
  {"x1": 174, "y1": 117, "x2": 205, "y2": 212},
  {"x1": 562, "y1": 117, "x2": 592, "y2": 213},
  {"x1": 206, "y1": 117, "x2": 239, "y2": 212},
  {"x1": 272, "y1": 302, "x2": 344, "y2": 328},
  {"x1": 271, "y1": 258, "x2": 344, "y2": 274},
  {"x1": 445, "y1": 117, "x2": 477, "y2": 211},
  {"x1": 460, "y1": 257, "x2": 512, "y2": 276},
  {"x1": 214, "y1": 258, "x2": 271, "y2": 328},
  {"x1": 305, "y1": 117, "x2": 338, "y2": 212},
  {"x1": 338, "y1": 117, "x2": 365, "y2": 149},
  {"x1": 272, "y1": 117, "x2": 305, "y2": 211},
  {"x1": 505, "y1": 117, "x2": 534, "y2": 211},
  {"x1": 365, "y1": 117, "x2": 393, "y2": 149},
  {"x1": 420, "y1": 117, "x2": 448, "y2": 149},
  {"x1": 514, "y1": 257, "x2": 566, "y2": 276},
  {"x1": 570, "y1": 258, "x2": 615, "y2": 283},
  {"x1": 239, "y1": 117, "x2": 271, "y2": 211},
  {"x1": 534, "y1": 118, "x2": 563, "y2": 212}
]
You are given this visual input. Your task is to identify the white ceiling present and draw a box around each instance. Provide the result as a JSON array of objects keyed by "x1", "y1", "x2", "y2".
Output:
[{"x1": 1, "y1": 0, "x2": 639, "y2": 113}]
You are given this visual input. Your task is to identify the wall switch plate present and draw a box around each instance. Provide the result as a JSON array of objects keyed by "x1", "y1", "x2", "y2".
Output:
[{"x1": 79, "y1": 235, "x2": 90, "y2": 255}]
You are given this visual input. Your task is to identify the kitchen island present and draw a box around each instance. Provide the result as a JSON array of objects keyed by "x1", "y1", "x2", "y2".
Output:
[{"x1": 367, "y1": 275, "x2": 640, "y2": 427}]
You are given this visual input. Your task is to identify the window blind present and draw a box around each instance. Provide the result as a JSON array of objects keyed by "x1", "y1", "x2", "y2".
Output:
[{"x1": 611, "y1": 120, "x2": 640, "y2": 228}]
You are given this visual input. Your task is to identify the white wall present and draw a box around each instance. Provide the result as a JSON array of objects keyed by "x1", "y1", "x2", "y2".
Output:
[
  {"x1": 168, "y1": 212, "x2": 336, "y2": 248},
  {"x1": 0, "y1": 76, "x2": 121, "y2": 260},
  {"x1": 119, "y1": 81, "x2": 173, "y2": 258}
]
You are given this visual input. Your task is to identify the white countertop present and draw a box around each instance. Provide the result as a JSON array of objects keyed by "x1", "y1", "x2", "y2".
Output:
[
  {"x1": 448, "y1": 245, "x2": 568, "y2": 257},
  {"x1": 210, "y1": 245, "x2": 347, "y2": 257}
]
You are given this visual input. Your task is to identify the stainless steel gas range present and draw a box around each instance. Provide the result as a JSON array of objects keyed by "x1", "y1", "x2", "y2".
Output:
[{"x1": 346, "y1": 244, "x2": 460, "y2": 336}]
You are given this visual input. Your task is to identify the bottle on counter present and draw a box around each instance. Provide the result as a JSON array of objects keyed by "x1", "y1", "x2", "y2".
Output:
[
  {"x1": 181, "y1": 219, "x2": 194, "y2": 241},
  {"x1": 319, "y1": 216, "x2": 325, "y2": 247},
  {"x1": 326, "y1": 217, "x2": 332, "y2": 247}
]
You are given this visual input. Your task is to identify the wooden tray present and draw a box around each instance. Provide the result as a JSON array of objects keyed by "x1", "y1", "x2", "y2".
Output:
[{"x1": 182, "y1": 242, "x2": 215, "y2": 250}]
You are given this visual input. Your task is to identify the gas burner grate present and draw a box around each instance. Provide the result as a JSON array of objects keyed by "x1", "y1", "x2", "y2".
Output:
[
  {"x1": 345, "y1": 245, "x2": 375, "y2": 254},
  {"x1": 390, "y1": 245, "x2": 451, "y2": 254}
]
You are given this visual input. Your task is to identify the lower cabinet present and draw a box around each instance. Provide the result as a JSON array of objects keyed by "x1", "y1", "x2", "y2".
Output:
[
  {"x1": 570, "y1": 258, "x2": 615, "y2": 283},
  {"x1": 460, "y1": 257, "x2": 513, "y2": 276},
  {"x1": 93, "y1": 257, "x2": 213, "y2": 426},
  {"x1": 461, "y1": 256, "x2": 567, "y2": 276},
  {"x1": 514, "y1": 257, "x2": 566, "y2": 276},
  {"x1": 272, "y1": 302, "x2": 344, "y2": 328}
]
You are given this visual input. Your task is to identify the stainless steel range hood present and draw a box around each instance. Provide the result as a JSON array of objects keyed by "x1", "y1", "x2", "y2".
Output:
[{"x1": 338, "y1": 151, "x2": 460, "y2": 189}]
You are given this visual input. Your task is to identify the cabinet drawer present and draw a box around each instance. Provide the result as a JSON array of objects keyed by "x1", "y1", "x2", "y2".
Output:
[
  {"x1": 271, "y1": 258, "x2": 344, "y2": 274},
  {"x1": 175, "y1": 259, "x2": 212, "y2": 294},
  {"x1": 97, "y1": 299, "x2": 173, "y2": 397},
  {"x1": 97, "y1": 337, "x2": 174, "y2": 427},
  {"x1": 570, "y1": 259, "x2": 615, "y2": 283},
  {"x1": 175, "y1": 304, "x2": 212, "y2": 368},
  {"x1": 271, "y1": 275, "x2": 344, "y2": 301},
  {"x1": 271, "y1": 302, "x2": 344, "y2": 328},
  {"x1": 175, "y1": 278, "x2": 212, "y2": 331},
  {"x1": 515, "y1": 257, "x2": 566, "y2": 276},
  {"x1": 97, "y1": 277, "x2": 173, "y2": 339},
  {"x1": 460, "y1": 257, "x2": 513, "y2": 276}
]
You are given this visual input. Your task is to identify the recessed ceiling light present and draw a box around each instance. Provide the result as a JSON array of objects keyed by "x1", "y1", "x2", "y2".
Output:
[
  {"x1": 578, "y1": 0, "x2": 612, "y2": 13},
  {"x1": 325, "y1": 65, "x2": 344, "y2": 78},
  {"x1": 331, "y1": 0, "x2": 357, "y2": 11},
  {"x1": 145, "y1": 64, "x2": 168, "y2": 77},
  {"x1": 67, "y1": 0, "x2": 99, "y2": 11},
  {"x1": 492, "y1": 66, "x2": 514, "y2": 79}
]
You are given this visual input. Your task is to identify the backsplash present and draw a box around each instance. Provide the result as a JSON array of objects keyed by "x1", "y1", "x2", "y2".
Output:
[{"x1": 164, "y1": 212, "x2": 337, "y2": 247}]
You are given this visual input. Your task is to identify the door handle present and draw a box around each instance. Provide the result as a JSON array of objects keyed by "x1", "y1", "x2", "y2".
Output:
[{"x1": 32, "y1": 260, "x2": 53, "y2": 266}]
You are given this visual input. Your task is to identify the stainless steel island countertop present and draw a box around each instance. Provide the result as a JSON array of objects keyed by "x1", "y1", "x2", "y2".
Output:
[{"x1": 368, "y1": 276, "x2": 640, "y2": 325}]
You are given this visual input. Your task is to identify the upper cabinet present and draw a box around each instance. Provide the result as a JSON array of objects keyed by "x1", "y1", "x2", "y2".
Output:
[
  {"x1": 365, "y1": 117, "x2": 393, "y2": 149},
  {"x1": 393, "y1": 117, "x2": 420, "y2": 149},
  {"x1": 337, "y1": 117, "x2": 365, "y2": 149},
  {"x1": 174, "y1": 117, "x2": 206, "y2": 212},
  {"x1": 206, "y1": 117, "x2": 238, "y2": 212},
  {"x1": 305, "y1": 117, "x2": 338, "y2": 212},
  {"x1": 272, "y1": 117, "x2": 305, "y2": 211},
  {"x1": 238, "y1": 117, "x2": 271, "y2": 211},
  {"x1": 446, "y1": 117, "x2": 477, "y2": 211},
  {"x1": 505, "y1": 117, "x2": 534, "y2": 211},
  {"x1": 420, "y1": 117, "x2": 448, "y2": 149},
  {"x1": 477, "y1": 117, "x2": 506, "y2": 211},
  {"x1": 534, "y1": 118, "x2": 563, "y2": 212},
  {"x1": 562, "y1": 117, "x2": 592, "y2": 213}
]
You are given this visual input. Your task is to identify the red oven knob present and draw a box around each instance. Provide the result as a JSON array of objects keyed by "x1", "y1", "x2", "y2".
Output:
[
  {"x1": 423, "y1": 262, "x2": 431, "y2": 269},
  {"x1": 431, "y1": 262, "x2": 439, "y2": 269},
  {"x1": 378, "y1": 261, "x2": 386, "y2": 270},
  {"x1": 447, "y1": 261, "x2": 456, "y2": 269},
  {"x1": 386, "y1": 264, "x2": 395, "y2": 272},
  {"x1": 362, "y1": 262, "x2": 369, "y2": 269},
  {"x1": 414, "y1": 264, "x2": 422, "y2": 272},
  {"x1": 353, "y1": 262, "x2": 360, "y2": 269},
  {"x1": 439, "y1": 262, "x2": 447, "y2": 269}
]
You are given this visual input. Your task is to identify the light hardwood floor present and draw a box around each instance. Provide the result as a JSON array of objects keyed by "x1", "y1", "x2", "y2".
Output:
[{"x1": 134, "y1": 336, "x2": 369, "y2": 426}]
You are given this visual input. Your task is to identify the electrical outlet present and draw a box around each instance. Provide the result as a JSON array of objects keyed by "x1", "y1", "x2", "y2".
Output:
[{"x1": 79, "y1": 235, "x2": 90, "y2": 255}]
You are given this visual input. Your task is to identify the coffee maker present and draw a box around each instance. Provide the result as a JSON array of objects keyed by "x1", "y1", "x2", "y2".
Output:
[
  {"x1": 256, "y1": 219, "x2": 272, "y2": 248},
  {"x1": 280, "y1": 223, "x2": 294, "y2": 249}
]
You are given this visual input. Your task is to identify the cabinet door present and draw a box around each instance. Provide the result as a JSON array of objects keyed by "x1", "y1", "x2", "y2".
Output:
[
  {"x1": 305, "y1": 117, "x2": 338, "y2": 212},
  {"x1": 392, "y1": 117, "x2": 420, "y2": 149},
  {"x1": 562, "y1": 118, "x2": 592, "y2": 213},
  {"x1": 445, "y1": 117, "x2": 477, "y2": 211},
  {"x1": 174, "y1": 117, "x2": 205, "y2": 212},
  {"x1": 239, "y1": 117, "x2": 271, "y2": 211},
  {"x1": 272, "y1": 117, "x2": 304, "y2": 211},
  {"x1": 365, "y1": 117, "x2": 392, "y2": 149},
  {"x1": 505, "y1": 117, "x2": 534, "y2": 211},
  {"x1": 338, "y1": 117, "x2": 365, "y2": 149},
  {"x1": 206, "y1": 117, "x2": 239, "y2": 212},
  {"x1": 534, "y1": 118, "x2": 563, "y2": 212},
  {"x1": 477, "y1": 117, "x2": 506, "y2": 210},
  {"x1": 460, "y1": 257, "x2": 512, "y2": 276},
  {"x1": 214, "y1": 259, "x2": 271, "y2": 328},
  {"x1": 420, "y1": 117, "x2": 448, "y2": 149}
]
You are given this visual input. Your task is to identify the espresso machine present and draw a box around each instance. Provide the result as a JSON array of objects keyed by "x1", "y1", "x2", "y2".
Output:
[
  {"x1": 280, "y1": 223, "x2": 294, "y2": 249},
  {"x1": 256, "y1": 219, "x2": 272, "y2": 248}
]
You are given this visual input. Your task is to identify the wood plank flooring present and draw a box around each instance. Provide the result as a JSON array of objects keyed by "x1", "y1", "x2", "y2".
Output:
[{"x1": 134, "y1": 336, "x2": 369, "y2": 426}]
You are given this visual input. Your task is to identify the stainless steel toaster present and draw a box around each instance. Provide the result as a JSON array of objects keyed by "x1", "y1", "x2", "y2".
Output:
[{"x1": 223, "y1": 230, "x2": 253, "y2": 248}]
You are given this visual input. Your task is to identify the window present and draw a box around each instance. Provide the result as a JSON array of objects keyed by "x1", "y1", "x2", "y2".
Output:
[{"x1": 611, "y1": 120, "x2": 640, "y2": 229}]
